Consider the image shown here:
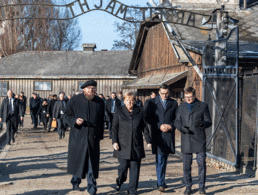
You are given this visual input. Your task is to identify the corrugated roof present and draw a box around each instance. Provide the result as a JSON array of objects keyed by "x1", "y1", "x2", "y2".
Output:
[
  {"x1": 122, "y1": 70, "x2": 188, "y2": 89},
  {"x1": 0, "y1": 50, "x2": 133, "y2": 77}
]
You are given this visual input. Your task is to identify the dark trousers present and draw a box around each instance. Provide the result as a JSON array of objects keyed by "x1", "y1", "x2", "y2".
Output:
[
  {"x1": 117, "y1": 158, "x2": 141, "y2": 194},
  {"x1": 183, "y1": 152, "x2": 206, "y2": 188},
  {"x1": 30, "y1": 112, "x2": 34, "y2": 124},
  {"x1": 6, "y1": 115, "x2": 17, "y2": 144},
  {"x1": 156, "y1": 153, "x2": 169, "y2": 187},
  {"x1": 57, "y1": 117, "x2": 67, "y2": 138},
  {"x1": 71, "y1": 158, "x2": 96, "y2": 195},
  {"x1": 32, "y1": 114, "x2": 38, "y2": 128}
]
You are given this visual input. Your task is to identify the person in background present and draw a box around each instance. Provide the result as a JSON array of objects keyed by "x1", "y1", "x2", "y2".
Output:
[
  {"x1": 174, "y1": 87, "x2": 212, "y2": 195},
  {"x1": 106, "y1": 96, "x2": 110, "y2": 100},
  {"x1": 47, "y1": 95, "x2": 53, "y2": 104},
  {"x1": 47, "y1": 94, "x2": 57, "y2": 132},
  {"x1": 30, "y1": 92, "x2": 41, "y2": 129},
  {"x1": 64, "y1": 80, "x2": 105, "y2": 194},
  {"x1": 37, "y1": 94, "x2": 43, "y2": 125},
  {"x1": 135, "y1": 95, "x2": 143, "y2": 107},
  {"x1": 112, "y1": 91, "x2": 151, "y2": 195},
  {"x1": 53, "y1": 92, "x2": 67, "y2": 139},
  {"x1": 20, "y1": 92, "x2": 27, "y2": 116},
  {"x1": 19, "y1": 96, "x2": 25, "y2": 128},
  {"x1": 68, "y1": 95, "x2": 72, "y2": 100},
  {"x1": 106, "y1": 92, "x2": 121, "y2": 139},
  {"x1": 0, "y1": 89, "x2": 24, "y2": 145},
  {"x1": 37, "y1": 99, "x2": 49, "y2": 131},
  {"x1": 146, "y1": 84, "x2": 178, "y2": 192},
  {"x1": 117, "y1": 91, "x2": 124, "y2": 106},
  {"x1": 144, "y1": 92, "x2": 157, "y2": 111}
]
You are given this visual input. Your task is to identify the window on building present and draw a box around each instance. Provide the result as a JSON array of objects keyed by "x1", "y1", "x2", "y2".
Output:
[
  {"x1": 0, "y1": 82, "x2": 8, "y2": 96},
  {"x1": 34, "y1": 81, "x2": 52, "y2": 91}
]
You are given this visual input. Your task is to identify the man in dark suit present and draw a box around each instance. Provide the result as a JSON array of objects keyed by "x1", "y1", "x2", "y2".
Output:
[
  {"x1": 146, "y1": 84, "x2": 178, "y2": 192},
  {"x1": 174, "y1": 87, "x2": 212, "y2": 195},
  {"x1": 0, "y1": 89, "x2": 24, "y2": 145},
  {"x1": 20, "y1": 92, "x2": 27, "y2": 116},
  {"x1": 47, "y1": 94, "x2": 57, "y2": 132},
  {"x1": 53, "y1": 92, "x2": 67, "y2": 139},
  {"x1": 106, "y1": 92, "x2": 121, "y2": 139},
  {"x1": 29, "y1": 92, "x2": 41, "y2": 129}
]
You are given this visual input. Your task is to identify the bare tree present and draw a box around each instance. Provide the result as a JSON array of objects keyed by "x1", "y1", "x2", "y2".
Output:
[{"x1": 0, "y1": 0, "x2": 81, "y2": 56}]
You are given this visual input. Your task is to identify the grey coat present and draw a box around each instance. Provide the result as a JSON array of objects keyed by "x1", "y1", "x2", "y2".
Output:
[{"x1": 174, "y1": 99, "x2": 212, "y2": 153}]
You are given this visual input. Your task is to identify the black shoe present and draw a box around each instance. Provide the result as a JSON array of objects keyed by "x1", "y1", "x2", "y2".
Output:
[
  {"x1": 7, "y1": 143, "x2": 11, "y2": 145},
  {"x1": 72, "y1": 184, "x2": 80, "y2": 191},
  {"x1": 53, "y1": 128, "x2": 57, "y2": 132},
  {"x1": 116, "y1": 179, "x2": 121, "y2": 191},
  {"x1": 12, "y1": 138, "x2": 15, "y2": 143},
  {"x1": 184, "y1": 187, "x2": 191, "y2": 195},
  {"x1": 157, "y1": 183, "x2": 168, "y2": 188},
  {"x1": 47, "y1": 129, "x2": 50, "y2": 132},
  {"x1": 199, "y1": 188, "x2": 206, "y2": 194}
]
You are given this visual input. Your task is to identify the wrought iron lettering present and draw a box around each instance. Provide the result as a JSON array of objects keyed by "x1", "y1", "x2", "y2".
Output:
[{"x1": 0, "y1": 0, "x2": 217, "y2": 30}]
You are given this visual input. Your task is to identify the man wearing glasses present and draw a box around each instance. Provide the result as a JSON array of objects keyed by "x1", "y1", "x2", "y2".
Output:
[
  {"x1": 146, "y1": 84, "x2": 178, "y2": 192},
  {"x1": 174, "y1": 87, "x2": 212, "y2": 195}
]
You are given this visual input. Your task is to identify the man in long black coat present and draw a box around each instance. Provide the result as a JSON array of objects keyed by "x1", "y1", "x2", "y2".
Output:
[
  {"x1": 174, "y1": 87, "x2": 212, "y2": 195},
  {"x1": 29, "y1": 93, "x2": 41, "y2": 129},
  {"x1": 106, "y1": 92, "x2": 121, "y2": 139},
  {"x1": 64, "y1": 80, "x2": 105, "y2": 194},
  {"x1": 0, "y1": 89, "x2": 24, "y2": 145},
  {"x1": 146, "y1": 84, "x2": 178, "y2": 192}
]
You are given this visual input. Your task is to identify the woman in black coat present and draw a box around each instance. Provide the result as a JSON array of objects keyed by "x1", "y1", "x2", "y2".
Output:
[
  {"x1": 37, "y1": 99, "x2": 49, "y2": 130},
  {"x1": 112, "y1": 92, "x2": 151, "y2": 195}
]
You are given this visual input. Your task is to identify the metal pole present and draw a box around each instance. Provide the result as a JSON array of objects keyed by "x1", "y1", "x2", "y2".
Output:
[{"x1": 244, "y1": 0, "x2": 247, "y2": 9}]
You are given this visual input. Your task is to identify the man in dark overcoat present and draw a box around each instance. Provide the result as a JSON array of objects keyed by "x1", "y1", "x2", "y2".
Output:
[
  {"x1": 29, "y1": 92, "x2": 41, "y2": 129},
  {"x1": 106, "y1": 92, "x2": 121, "y2": 139},
  {"x1": 0, "y1": 89, "x2": 24, "y2": 145},
  {"x1": 174, "y1": 87, "x2": 212, "y2": 195},
  {"x1": 146, "y1": 84, "x2": 178, "y2": 192},
  {"x1": 47, "y1": 94, "x2": 57, "y2": 132},
  {"x1": 64, "y1": 80, "x2": 105, "y2": 194}
]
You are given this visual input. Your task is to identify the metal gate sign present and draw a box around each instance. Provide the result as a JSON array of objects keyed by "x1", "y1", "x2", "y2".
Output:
[{"x1": 0, "y1": 0, "x2": 214, "y2": 30}]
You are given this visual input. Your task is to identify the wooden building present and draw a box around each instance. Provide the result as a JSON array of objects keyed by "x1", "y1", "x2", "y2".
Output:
[
  {"x1": 123, "y1": 22, "x2": 203, "y2": 103},
  {"x1": 0, "y1": 47, "x2": 135, "y2": 104}
]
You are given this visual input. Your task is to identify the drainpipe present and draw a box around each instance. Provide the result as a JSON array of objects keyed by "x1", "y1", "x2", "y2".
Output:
[{"x1": 243, "y1": 0, "x2": 247, "y2": 9}]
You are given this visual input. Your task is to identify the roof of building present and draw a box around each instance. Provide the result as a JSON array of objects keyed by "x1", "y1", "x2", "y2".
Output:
[{"x1": 0, "y1": 50, "x2": 134, "y2": 78}]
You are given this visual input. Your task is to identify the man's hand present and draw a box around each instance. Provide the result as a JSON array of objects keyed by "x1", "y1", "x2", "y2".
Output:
[
  {"x1": 160, "y1": 124, "x2": 172, "y2": 132},
  {"x1": 46, "y1": 114, "x2": 49, "y2": 117},
  {"x1": 113, "y1": 143, "x2": 119, "y2": 151},
  {"x1": 147, "y1": 143, "x2": 152, "y2": 148},
  {"x1": 180, "y1": 126, "x2": 190, "y2": 134},
  {"x1": 20, "y1": 117, "x2": 24, "y2": 121},
  {"x1": 76, "y1": 118, "x2": 84, "y2": 125},
  {"x1": 0, "y1": 118, "x2": 2, "y2": 122},
  {"x1": 53, "y1": 118, "x2": 56, "y2": 121}
]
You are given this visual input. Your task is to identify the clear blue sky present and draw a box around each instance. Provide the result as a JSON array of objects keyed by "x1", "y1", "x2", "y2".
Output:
[{"x1": 73, "y1": 0, "x2": 159, "y2": 51}]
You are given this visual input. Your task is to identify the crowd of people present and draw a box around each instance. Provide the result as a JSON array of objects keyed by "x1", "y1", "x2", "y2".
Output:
[{"x1": 0, "y1": 80, "x2": 212, "y2": 195}]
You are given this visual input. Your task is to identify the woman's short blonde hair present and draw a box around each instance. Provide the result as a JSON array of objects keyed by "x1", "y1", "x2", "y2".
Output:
[{"x1": 123, "y1": 91, "x2": 136, "y2": 101}]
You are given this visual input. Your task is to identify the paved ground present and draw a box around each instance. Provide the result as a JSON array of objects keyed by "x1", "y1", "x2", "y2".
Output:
[{"x1": 0, "y1": 115, "x2": 257, "y2": 195}]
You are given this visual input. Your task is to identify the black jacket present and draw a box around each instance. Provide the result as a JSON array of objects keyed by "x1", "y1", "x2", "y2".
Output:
[
  {"x1": 174, "y1": 99, "x2": 212, "y2": 153},
  {"x1": 146, "y1": 96, "x2": 178, "y2": 154},
  {"x1": 0, "y1": 97, "x2": 24, "y2": 122},
  {"x1": 20, "y1": 96, "x2": 27, "y2": 114},
  {"x1": 64, "y1": 94, "x2": 105, "y2": 179},
  {"x1": 53, "y1": 100, "x2": 67, "y2": 119},
  {"x1": 112, "y1": 105, "x2": 151, "y2": 160},
  {"x1": 105, "y1": 98, "x2": 121, "y2": 121},
  {"x1": 135, "y1": 99, "x2": 143, "y2": 107},
  {"x1": 29, "y1": 97, "x2": 41, "y2": 115},
  {"x1": 47, "y1": 99, "x2": 57, "y2": 117},
  {"x1": 37, "y1": 104, "x2": 49, "y2": 123}
]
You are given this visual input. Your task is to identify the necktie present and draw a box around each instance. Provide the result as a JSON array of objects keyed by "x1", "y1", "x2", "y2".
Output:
[{"x1": 162, "y1": 100, "x2": 166, "y2": 109}]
